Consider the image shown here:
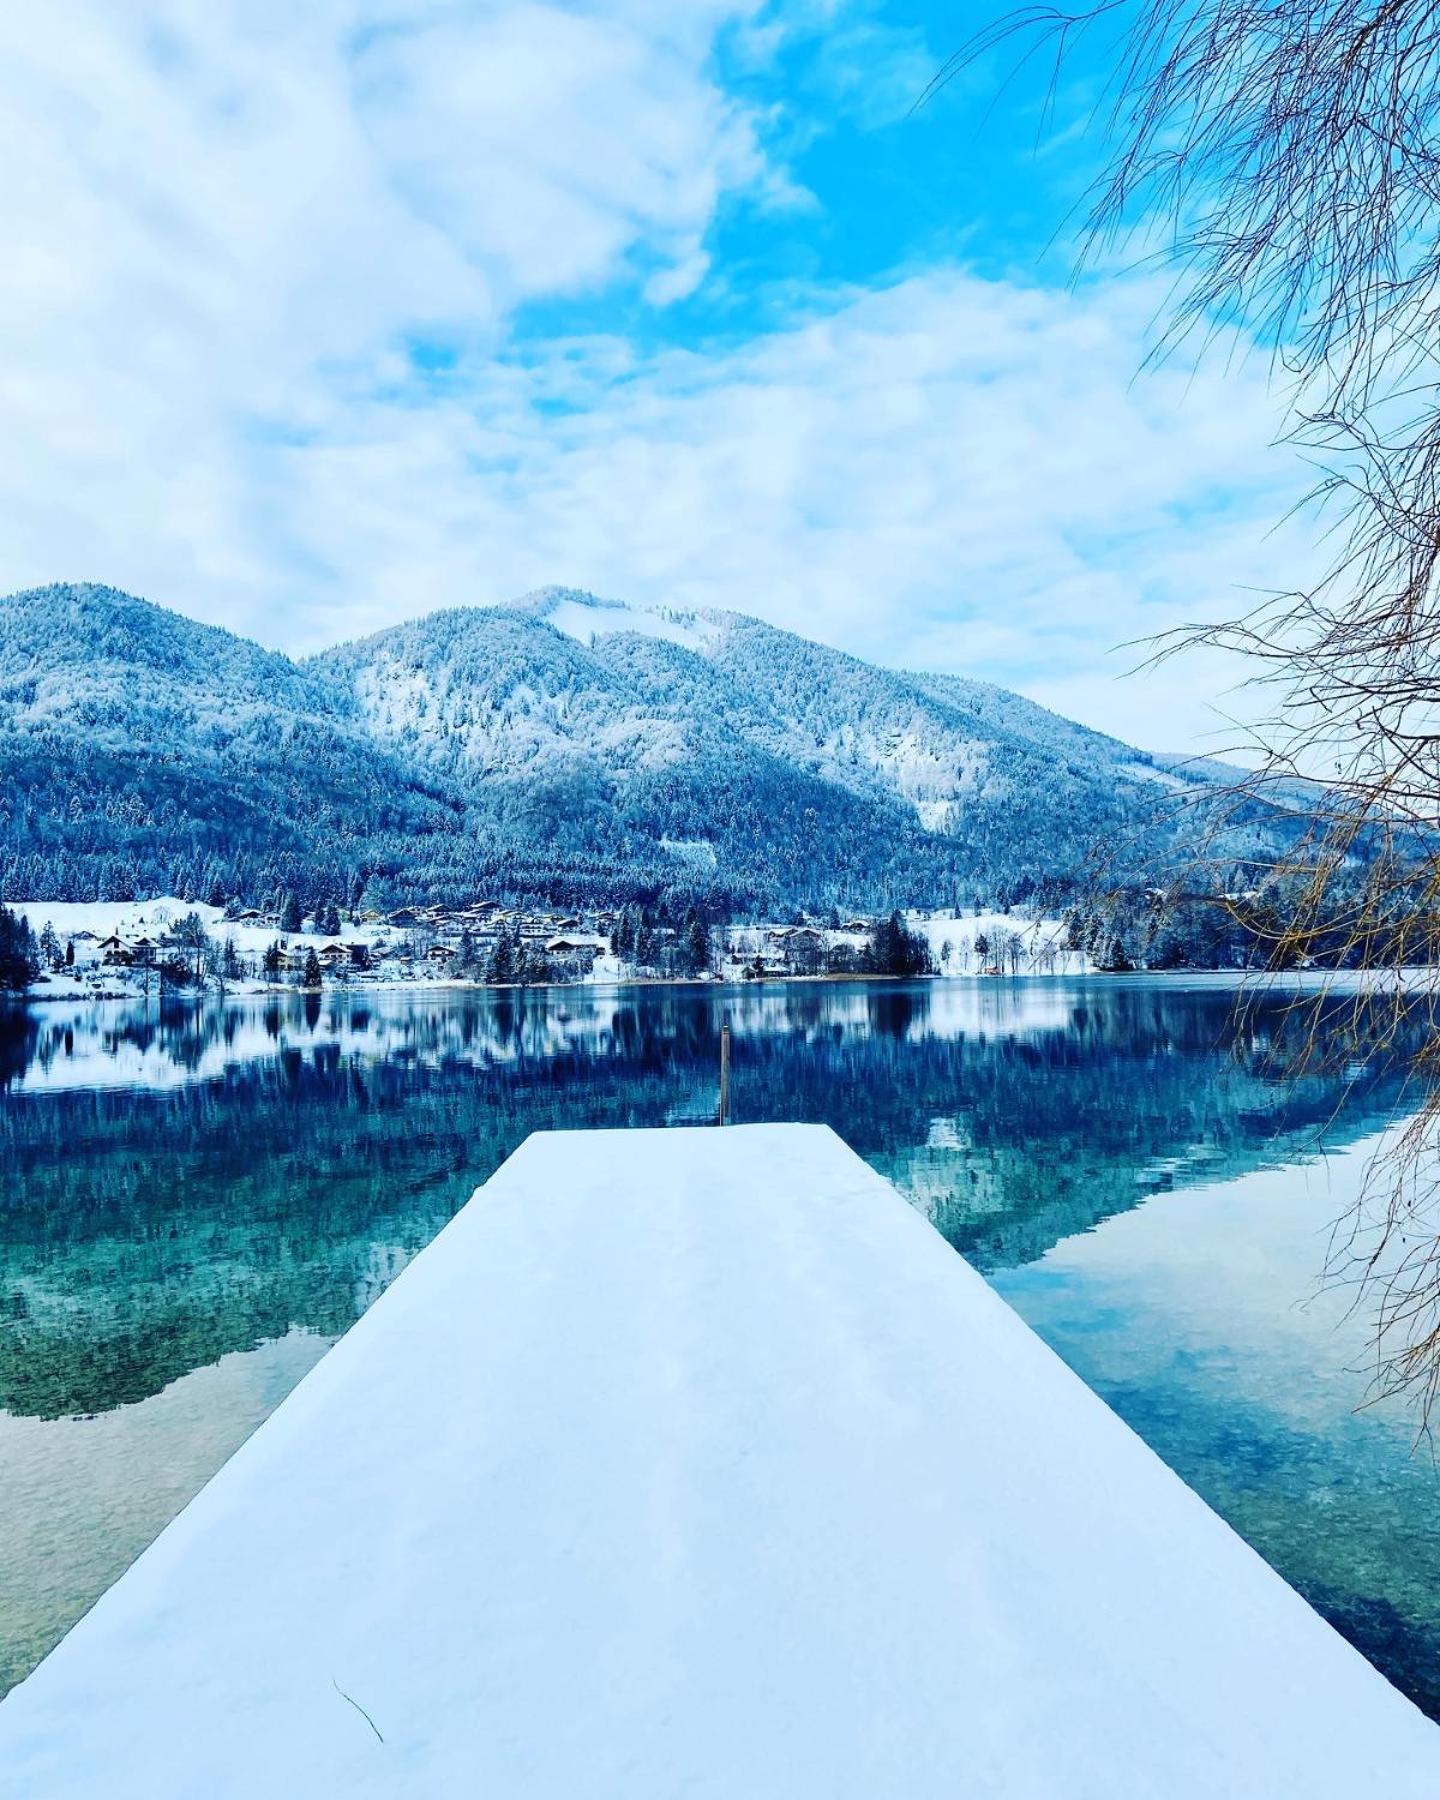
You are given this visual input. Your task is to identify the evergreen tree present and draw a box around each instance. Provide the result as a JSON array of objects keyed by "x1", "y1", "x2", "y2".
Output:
[
  {"x1": 38, "y1": 921, "x2": 61, "y2": 972},
  {"x1": 863, "y1": 911, "x2": 934, "y2": 978},
  {"x1": 64, "y1": 938, "x2": 74, "y2": 969},
  {"x1": 302, "y1": 947, "x2": 323, "y2": 987},
  {"x1": 280, "y1": 892, "x2": 303, "y2": 934},
  {"x1": 685, "y1": 916, "x2": 712, "y2": 975},
  {"x1": 1094, "y1": 933, "x2": 1134, "y2": 974},
  {"x1": 486, "y1": 924, "x2": 517, "y2": 984},
  {"x1": 0, "y1": 907, "x2": 40, "y2": 991},
  {"x1": 262, "y1": 940, "x2": 283, "y2": 979}
]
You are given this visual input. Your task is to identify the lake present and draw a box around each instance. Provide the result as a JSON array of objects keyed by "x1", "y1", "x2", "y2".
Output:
[{"x1": 2, "y1": 975, "x2": 1439, "y2": 1715}]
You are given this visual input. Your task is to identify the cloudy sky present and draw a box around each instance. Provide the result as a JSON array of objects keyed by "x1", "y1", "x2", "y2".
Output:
[{"x1": 1, "y1": 0, "x2": 1312, "y2": 751}]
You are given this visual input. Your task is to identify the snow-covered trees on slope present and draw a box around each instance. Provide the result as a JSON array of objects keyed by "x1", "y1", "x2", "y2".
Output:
[
  {"x1": 0, "y1": 583, "x2": 1299, "y2": 914},
  {"x1": 0, "y1": 906, "x2": 39, "y2": 991}
]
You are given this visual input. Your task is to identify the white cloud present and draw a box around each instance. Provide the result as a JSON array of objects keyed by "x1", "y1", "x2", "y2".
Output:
[
  {"x1": 257, "y1": 269, "x2": 1312, "y2": 751},
  {"x1": 0, "y1": 0, "x2": 778, "y2": 592},
  {"x1": 350, "y1": 2, "x2": 770, "y2": 305},
  {"x1": 0, "y1": 0, "x2": 1314, "y2": 754}
]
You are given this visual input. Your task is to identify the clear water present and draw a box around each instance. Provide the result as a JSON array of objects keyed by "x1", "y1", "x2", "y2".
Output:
[{"x1": 2, "y1": 976, "x2": 1437, "y2": 1712}]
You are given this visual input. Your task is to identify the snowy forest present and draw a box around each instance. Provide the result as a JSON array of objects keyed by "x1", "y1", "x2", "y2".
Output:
[{"x1": 0, "y1": 584, "x2": 1299, "y2": 922}]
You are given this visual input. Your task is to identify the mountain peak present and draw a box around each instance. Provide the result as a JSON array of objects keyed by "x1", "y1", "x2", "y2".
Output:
[
  {"x1": 0, "y1": 578, "x2": 1252, "y2": 913},
  {"x1": 517, "y1": 587, "x2": 725, "y2": 656},
  {"x1": 0, "y1": 580, "x2": 316, "y2": 697},
  {"x1": 510, "y1": 585, "x2": 641, "y2": 627}
]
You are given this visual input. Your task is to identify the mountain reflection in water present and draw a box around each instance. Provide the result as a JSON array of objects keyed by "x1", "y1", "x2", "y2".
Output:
[{"x1": 0, "y1": 975, "x2": 1433, "y2": 1707}]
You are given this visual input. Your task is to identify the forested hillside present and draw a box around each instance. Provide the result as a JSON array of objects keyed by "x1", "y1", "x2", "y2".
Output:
[{"x1": 0, "y1": 582, "x2": 1286, "y2": 914}]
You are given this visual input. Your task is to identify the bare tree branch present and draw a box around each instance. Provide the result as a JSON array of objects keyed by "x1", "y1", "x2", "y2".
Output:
[{"x1": 936, "y1": 0, "x2": 1440, "y2": 1422}]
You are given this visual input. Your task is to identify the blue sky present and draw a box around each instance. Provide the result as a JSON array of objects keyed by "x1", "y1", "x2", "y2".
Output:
[
  {"x1": 0, "y1": 1, "x2": 1309, "y2": 751},
  {"x1": 506, "y1": 5, "x2": 1092, "y2": 345}
]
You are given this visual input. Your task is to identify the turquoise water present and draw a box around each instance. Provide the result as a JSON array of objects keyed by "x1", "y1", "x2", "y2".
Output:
[{"x1": 1, "y1": 977, "x2": 1437, "y2": 1710}]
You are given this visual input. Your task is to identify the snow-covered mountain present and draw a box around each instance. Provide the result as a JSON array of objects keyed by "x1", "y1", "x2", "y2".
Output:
[
  {"x1": 0, "y1": 582, "x2": 1265, "y2": 910},
  {"x1": 0, "y1": 583, "x2": 460, "y2": 907}
]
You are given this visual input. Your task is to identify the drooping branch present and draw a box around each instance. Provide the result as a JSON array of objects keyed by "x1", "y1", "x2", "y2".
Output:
[{"x1": 932, "y1": 0, "x2": 1440, "y2": 1422}]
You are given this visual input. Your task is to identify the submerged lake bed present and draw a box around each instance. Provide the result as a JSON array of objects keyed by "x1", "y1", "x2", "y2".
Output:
[{"x1": 2, "y1": 976, "x2": 1438, "y2": 1714}]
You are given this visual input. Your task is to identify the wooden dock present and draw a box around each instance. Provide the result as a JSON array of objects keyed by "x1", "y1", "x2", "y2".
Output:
[{"x1": 2, "y1": 1123, "x2": 1438, "y2": 1796}]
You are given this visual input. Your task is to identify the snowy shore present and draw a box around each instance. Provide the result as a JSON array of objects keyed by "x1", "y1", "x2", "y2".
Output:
[{"x1": 6, "y1": 897, "x2": 1091, "y2": 1002}]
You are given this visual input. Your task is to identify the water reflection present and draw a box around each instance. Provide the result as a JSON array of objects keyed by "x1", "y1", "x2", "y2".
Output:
[
  {"x1": 0, "y1": 980, "x2": 1420, "y2": 1421},
  {"x1": 993, "y1": 1140, "x2": 1440, "y2": 1716},
  {"x1": 0, "y1": 977, "x2": 1433, "y2": 1702}
]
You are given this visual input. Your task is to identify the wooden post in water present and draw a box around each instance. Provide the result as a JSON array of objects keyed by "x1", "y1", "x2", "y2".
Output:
[{"x1": 717, "y1": 1020, "x2": 731, "y2": 1126}]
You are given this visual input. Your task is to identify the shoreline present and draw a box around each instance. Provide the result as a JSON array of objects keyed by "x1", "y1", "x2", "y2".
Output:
[
  {"x1": 9, "y1": 963, "x2": 1431, "y2": 1009},
  {"x1": 10, "y1": 969, "x2": 1026, "y2": 1006}
]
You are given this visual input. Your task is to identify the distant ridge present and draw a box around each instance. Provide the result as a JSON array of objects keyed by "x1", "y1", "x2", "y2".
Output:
[{"x1": 0, "y1": 581, "x2": 1275, "y2": 911}]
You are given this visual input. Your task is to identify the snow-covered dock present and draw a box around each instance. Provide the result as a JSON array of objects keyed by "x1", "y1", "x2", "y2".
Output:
[{"x1": 3, "y1": 1124, "x2": 1439, "y2": 1797}]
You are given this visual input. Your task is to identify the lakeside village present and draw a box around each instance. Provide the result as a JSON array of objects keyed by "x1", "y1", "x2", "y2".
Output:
[{"x1": 0, "y1": 893, "x2": 1089, "y2": 999}]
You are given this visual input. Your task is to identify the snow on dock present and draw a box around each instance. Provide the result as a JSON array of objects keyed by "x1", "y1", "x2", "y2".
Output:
[{"x1": 3, "y1": 1124, "x2": 1439, "y2": 1797}]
